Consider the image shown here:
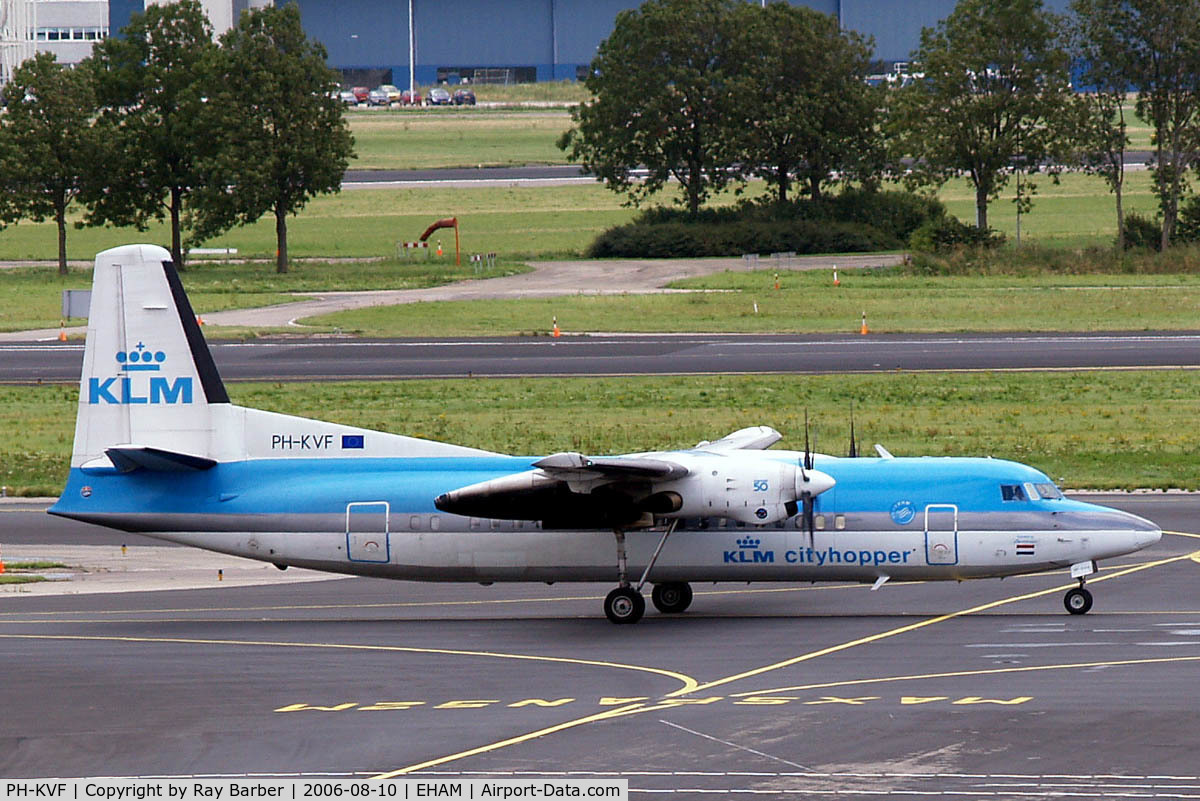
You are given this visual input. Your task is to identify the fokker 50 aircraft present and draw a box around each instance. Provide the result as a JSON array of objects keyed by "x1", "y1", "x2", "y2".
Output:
[{"x1": 51, "y1": 245, "x2": 1163, "y2": 623}]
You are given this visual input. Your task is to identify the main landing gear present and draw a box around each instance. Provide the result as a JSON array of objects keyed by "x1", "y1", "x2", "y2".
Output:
[{"x1": 604, "y1": 522, "x2": 691, "y2": 624}]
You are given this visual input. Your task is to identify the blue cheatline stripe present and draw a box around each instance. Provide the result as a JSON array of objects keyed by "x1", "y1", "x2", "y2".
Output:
[{"x1": 48, "y1": 453, "x2": 1096, "y2": 521}]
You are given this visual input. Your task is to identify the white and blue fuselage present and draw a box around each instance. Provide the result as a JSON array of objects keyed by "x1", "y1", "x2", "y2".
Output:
[{"x1": 51, "y1": 452, "x2": 1160, "y2": 583}]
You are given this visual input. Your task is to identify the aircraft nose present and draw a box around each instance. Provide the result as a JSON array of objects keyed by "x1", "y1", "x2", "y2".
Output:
[{"x1": 1122, "y1": 510, "x2": 1162, "y2": 550}]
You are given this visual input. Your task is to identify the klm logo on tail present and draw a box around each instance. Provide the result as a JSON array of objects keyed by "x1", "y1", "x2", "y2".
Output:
[{"x1": 88, "y1": 343, "x2": 193, "y2": 405}]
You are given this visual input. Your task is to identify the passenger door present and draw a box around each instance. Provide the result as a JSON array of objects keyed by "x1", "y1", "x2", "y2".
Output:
[
  {"x1": 346, "y1": 501, "x2": 390, "y2": 563},
  {"x1": 924, "y1": 503, "x2": 958, "y2": 565}
]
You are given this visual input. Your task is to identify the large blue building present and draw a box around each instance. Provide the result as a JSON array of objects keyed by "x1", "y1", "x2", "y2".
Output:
[
  {"x1": 106, "y1": 0, "x2": 1071, "y2": 87},
  {"x1": 290, "y1": 0, "x2": 1073, "y2": 87}
]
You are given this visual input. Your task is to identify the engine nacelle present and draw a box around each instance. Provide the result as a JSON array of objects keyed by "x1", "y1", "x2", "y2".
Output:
[{"x1": 649, "y1": 454, "x2": 834, "y2": 525}]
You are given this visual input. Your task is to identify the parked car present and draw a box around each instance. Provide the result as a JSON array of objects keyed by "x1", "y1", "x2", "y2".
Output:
[
  {"x1": 351, "y1": 86, "x2": 370, "y2": 103},
  {"x1": 401, "y1": 89, "x2": 423, "y2": 106},
  {"x1": 369, "y1": 84, "x2": 401, "y2": 105},
  {"x1": 426, "y1": 87, "x2": 451, "y2": 105},
  {"x1": 452, "y1": 88, "x2": 476, "y2": 106},
  {"x1": 338, "y1": 89, "x2": 358, "y2": 105}
]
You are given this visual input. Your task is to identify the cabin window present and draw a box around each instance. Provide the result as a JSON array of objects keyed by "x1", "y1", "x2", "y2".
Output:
[
  {"x1": 1035, "y1": 482, "x2": 1064, "y2": 500},
  {"x1": 430, "y1": 516, "x2": 441, "y2": 531},
  {"x1": 409, "y1": 515, "x2": 421, "y2": 530},
  {"x1": 490, "y1": 518, "x2": 501, "y2": 530},
  {"x1": 815, "y1": 515, "x2": 826, "y2": 530},
  {"x1": 1001, "y1": 484, "x2": 1027, "y2": 501},
  {"x1": 834, "y1": 515, "x2": 846, "y2": 530},
  {"x1": 469, "y1": 518, "x2": 482, "y2": 530}
]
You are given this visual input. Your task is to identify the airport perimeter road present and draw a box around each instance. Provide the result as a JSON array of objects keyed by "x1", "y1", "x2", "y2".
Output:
[
  {"x1": 1, "y1": 497, "x2": 1198, "y2": 789},
  {"x1": 5, "y1": 331, "x2": 1200, "y2": 383}
]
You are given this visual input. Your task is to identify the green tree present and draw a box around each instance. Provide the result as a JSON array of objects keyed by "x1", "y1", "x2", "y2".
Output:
[
  {"x1": 191, "y1": 4, "x2": 354, "y2": 273},
  {"x1": 886, "y1": 0, "x2": 1075, "y2": 230},
  {"x1": 82, "y1": 0, "x2": 217, "y2": 267},
  {"x1": 558, "y1": 0, "x2": 741, "y2": 215},
  {"x1": 1069, "y1": 0, "x2": 1133, "y2": 251},
  {"x1": 733, "y1": 3, "x2": 881, "y2": 204},
  {"x1": 0, "y1": 53, "x2": 99, "y2": 275},
  {"x1": 1122, "y1": 0, "x2": 1200, "y2": 248}
]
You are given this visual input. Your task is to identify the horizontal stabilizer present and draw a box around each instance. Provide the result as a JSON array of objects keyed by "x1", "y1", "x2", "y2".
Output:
[
  {"x1": 696, "y1": 426, "x2": 782, "y2": 451},
  {"x1": 105, "y1": 446, "x2": 218, "y2": 473}
]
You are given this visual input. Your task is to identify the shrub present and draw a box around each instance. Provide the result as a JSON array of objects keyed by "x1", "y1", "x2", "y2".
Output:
[
  {"x1": 586, "y1": 219, "x2": 896, "y2": 258},
  {"x1": 587, "y1": 187, "x2": 942, "y2": 258},
  {"x1": 1173, "y1": 197, "x2": 1200, "y2": 245},
  {"x1": 1121, "y1": 213, "x2": 1162, "y2": 251},
  {"x1": 804, "y1": 188, "x2": 946, "y2": 242},
  {"x1": 908, "y1": 216, "x2": 1005, "y2": 253}
]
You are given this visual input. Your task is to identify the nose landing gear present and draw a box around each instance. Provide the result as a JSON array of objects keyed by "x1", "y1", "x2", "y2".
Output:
[
  {"x1": 1064, "y1": 584, "x2": 1093, "y2": 615},
  {"x1": 1064, "y1": 560, "x2": 1097, "y2": 615}
]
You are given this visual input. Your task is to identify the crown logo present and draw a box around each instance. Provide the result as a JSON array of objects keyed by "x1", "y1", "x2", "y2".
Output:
[
  {"x1": 736, "y1": 536, "x2": 760, "y2": 549},
  {"x1": 116, "y1": 342, "x2": 166, "y2": 372}
]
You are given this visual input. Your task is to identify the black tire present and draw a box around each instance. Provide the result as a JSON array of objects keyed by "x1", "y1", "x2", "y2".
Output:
[
  {"x1": 651, "y1": 582, "x2": 694, "y2": 614},
  {"x1": 1064, "y1": 587, "x2": 1093, "y2": 615},
  {"x1": 604, "y1": 587, "x2": 645, "y2": 624}
]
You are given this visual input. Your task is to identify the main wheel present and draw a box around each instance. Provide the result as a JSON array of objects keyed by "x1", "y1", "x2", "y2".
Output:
[
  {"x1": 604, "y1": 587, "x2": 646, "y2": 624},
  {"x1": 651, "y1": 582, "x2": 694, "y2": 614},
  {"x1": 1064, "y1": 587, "x2": 1093, "y2": 615}
]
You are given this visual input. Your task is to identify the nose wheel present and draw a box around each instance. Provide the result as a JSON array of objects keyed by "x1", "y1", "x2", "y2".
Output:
[{"x1": 1064, "y1": 586, "x2": 1093, "y2": 615}]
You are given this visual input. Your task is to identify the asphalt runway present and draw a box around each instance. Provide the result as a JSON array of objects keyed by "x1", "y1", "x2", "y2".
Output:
[
  {"x1": 2, "y1": 496, "x2": 1198, "y2": 794},
  {"x1": 5, "y1": 331, "x2": 1200, "y2": 383}
]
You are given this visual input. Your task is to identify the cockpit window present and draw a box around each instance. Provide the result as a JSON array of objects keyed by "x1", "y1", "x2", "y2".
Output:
[
  {"x1": 1000, "y1": 484, "x2": 1026, "y2": 501},
  {"x1": 1034, "y1": 482, "x2": 1064, "y2": 500}
]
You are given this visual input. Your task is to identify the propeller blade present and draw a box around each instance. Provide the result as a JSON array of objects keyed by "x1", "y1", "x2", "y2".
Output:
[
  {"x1": 803, "y1": 496, "x2": 815, "y2": 548},
  {"x1": 849, "y1": 403, "x2": 858, "y2": 458},
  {"x1": 804, "y1": 410, "x2": 813, "y2": 472}
]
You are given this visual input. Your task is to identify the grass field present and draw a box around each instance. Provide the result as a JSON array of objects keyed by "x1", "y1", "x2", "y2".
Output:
[
  {"x1": 305, "y1": 270, "x2": 1200, "y2": 336},
  {"x1": 0, "y1": 171, "x2": 1182, "y2": 334},
  {"x1": 0, "y1": 183, "x2": 635, "y2": 265},
  {"x1": 3, "y1": 370, "x2": 1197, "y2": 495},
  {"x1": 347, "y1": 111, "x2": 573, "y2": 170},
  {"x1": 0, "y1": 257, "x2": 528, "y2": 333}
]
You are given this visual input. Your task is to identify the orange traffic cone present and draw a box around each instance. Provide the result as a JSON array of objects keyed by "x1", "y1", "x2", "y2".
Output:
[
  {"x1": 0, "y1": 543, "x2": 5, "y2": 575},
  {"x1": 552, "y1": 316, "x2": 561, "y2": 338},
  {"x1": 860, "y1": 311, "x2": 869, "y2": 335},
  {"x1": 774, "y1": 272, "x2": 780, "y2": 290},
  {"x1": 833, "y1": 269, "x2": 840, "y2": 287},
  {"x1": 196, "y1": 315, "x2": 206, "y2": 326},
  {"x1": 58, "y1": 325, "x2": 68, "y2": 342},
  {"x1": 436, "y1": 240, "x2": 444, "y2": 257}
]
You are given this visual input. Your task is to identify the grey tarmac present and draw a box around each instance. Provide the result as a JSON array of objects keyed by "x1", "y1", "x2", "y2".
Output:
[{"x1": 0, "y1": 495, "x2": 1198, "y2": 794}]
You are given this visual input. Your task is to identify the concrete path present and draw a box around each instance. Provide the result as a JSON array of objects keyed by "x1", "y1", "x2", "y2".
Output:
[{"x1": 1, "y1": 253, "x2": 905, "y2": 340}]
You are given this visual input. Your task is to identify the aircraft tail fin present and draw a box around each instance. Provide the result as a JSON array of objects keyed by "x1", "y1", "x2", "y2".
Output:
[
  {"x1": 71, "y1": 244, "x2": 503, "y2": 469},
  {"x1": 71, "y1": 244, "x2": 228, "y2": 468}
]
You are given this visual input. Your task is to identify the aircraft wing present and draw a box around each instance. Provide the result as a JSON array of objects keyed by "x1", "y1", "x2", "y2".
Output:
[
  {"x1": 433, "y1": 426, "x2": 834, "y2": 530},
  {"x1": 533, "y1": 452, "x2": 689, "y2": 479},
  {"x1": 435, "y1": 453, "x2": 690, "y2": 529},
  {"x1": 695, "y1": 425, "x2": 782, "y2": 451}
]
